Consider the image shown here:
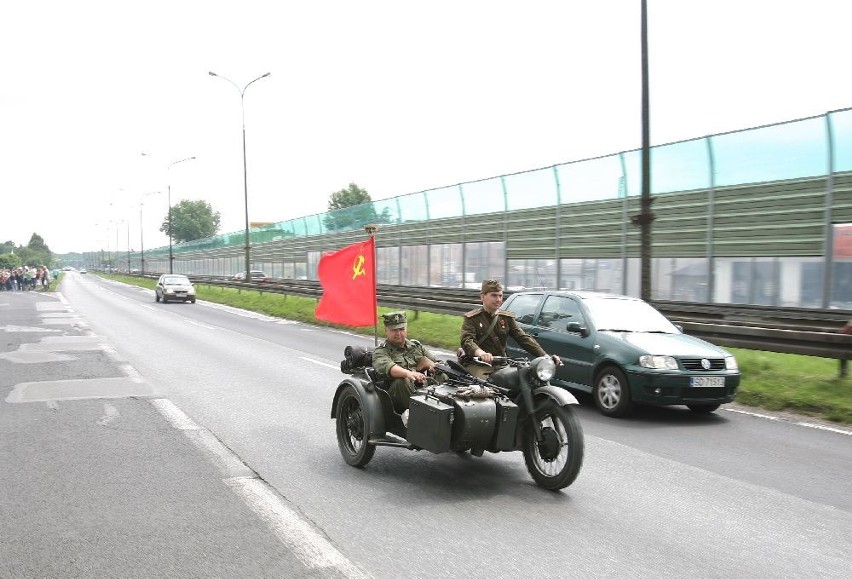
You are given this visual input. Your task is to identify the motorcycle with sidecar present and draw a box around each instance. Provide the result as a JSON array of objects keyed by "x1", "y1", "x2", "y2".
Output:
[{"x1": 331, "y1": 346, "x2": 584, "y2": 490}]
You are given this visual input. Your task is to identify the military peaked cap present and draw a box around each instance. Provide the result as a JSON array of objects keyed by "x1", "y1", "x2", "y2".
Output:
[
  {"x1": 382, "y1": 311, "x2": 408, "y2": 329},
  {"x1": 480, "y1": 279, "x2": 503, "y2": 294}
]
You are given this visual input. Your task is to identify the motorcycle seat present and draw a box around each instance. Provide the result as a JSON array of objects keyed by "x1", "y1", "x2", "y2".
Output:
[{"x1": 365, "y1": 367, "x2": 389, "y2": 389}]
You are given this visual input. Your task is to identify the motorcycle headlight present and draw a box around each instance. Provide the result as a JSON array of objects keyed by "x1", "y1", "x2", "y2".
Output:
[{"x1": 532, "y1": 356, "x2": 556, "y2": 382}]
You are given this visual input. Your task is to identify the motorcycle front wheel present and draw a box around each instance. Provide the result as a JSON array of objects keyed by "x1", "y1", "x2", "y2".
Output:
[
  {"x1": 335, "y1": 385, "x2": 376, "y2": 467},
  {"x1": 522, "y1": 402, "x2": 584, "y2": 491}
]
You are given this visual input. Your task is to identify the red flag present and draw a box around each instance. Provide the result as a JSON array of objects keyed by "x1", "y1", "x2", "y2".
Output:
[{"x1": 315, "y1": 237, "x2": 377, "y2": 327}]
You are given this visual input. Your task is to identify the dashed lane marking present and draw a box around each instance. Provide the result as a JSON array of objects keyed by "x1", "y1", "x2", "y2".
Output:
[{"x1": 299, "y1": 357, "x2": 339, "y2": 370}]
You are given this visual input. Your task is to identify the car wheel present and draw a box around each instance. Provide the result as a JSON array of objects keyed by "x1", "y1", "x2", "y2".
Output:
[
  {"x1": 687, "y1": 403, "x2": 721, "y2": 414},
  {"x1": 593, "y1": 366, "x2": 633, "y2": 418},
  {"x1": 190, "y1": 298, "x2": 196, "y2": 303},
  {"x1": 155, "y1": 293, "x2": 160, "y2": 302}
]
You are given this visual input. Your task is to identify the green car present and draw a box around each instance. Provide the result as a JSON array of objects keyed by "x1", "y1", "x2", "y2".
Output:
[{"x1": 501, "y1": 291, "x2": 740, "y2": 417}]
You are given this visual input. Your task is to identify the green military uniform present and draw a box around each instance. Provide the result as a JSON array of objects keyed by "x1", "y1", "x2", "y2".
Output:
[
  {"x1": 372, "y1": 312, "x2": 439, "y2": 412},
  {"x1": 460, "y1": 279, "x2": 547, "y2": 363}
]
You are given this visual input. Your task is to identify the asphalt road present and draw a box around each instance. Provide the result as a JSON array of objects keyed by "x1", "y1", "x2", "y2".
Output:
[{"x1": 2, "y1": 273, "x2": 851, "y2": 578}]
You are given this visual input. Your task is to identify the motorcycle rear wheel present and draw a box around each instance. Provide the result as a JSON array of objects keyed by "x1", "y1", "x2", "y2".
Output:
[
  {"x1": 522, "y1": 402, "x2": 584, "y2": 490},
  {"x1": 336, "y1": 385, "x2": 376, "y2": 467}
]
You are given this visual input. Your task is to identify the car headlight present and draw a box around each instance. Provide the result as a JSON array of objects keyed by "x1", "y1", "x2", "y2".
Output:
[
  {"x1": 531, "y1": 356, "x2": 556, "y2": 382},
  {"x1": 725, "y1": 356, "x2": 738, "y2": 370},
  {"x1": 165, "y1": 288, "x2": 175, "y2": 294},
  {"x1": 639, "y1": 355, "x2": 679, "y2": 370}
]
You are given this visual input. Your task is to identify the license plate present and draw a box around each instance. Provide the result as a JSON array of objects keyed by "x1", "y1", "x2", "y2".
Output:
[{"x1": 691, "y1": 376, "x2": 724, "y2": 387}]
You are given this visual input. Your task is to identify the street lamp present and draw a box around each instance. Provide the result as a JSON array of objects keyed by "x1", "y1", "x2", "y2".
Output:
[
  {"x1": 139, "y1": 191, "x2": 162, "y2": 276},
  {"x1": 209, "y1": 71, "x2": 271, "y2": 282},
  {"x1": 167, "y1": 156, "x2": 196, "y2": 273}
]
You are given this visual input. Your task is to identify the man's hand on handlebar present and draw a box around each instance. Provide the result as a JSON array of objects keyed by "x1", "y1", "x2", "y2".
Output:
[
  {"x1": 551, "y1": 354, "x2": 564, "y2": 367},
  {"x1": 474, "y1": 350, "x2": 494, "y2": 364}
]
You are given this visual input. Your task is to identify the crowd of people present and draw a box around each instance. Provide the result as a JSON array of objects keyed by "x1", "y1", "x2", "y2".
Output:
[{"x1": 0, "y1": 265, "x2": 53, "y2": 291}]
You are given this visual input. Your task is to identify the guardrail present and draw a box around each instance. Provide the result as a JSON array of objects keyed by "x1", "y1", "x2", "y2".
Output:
[{"x1": 181, "y1": 275, "x2": 851, "y2": 376}]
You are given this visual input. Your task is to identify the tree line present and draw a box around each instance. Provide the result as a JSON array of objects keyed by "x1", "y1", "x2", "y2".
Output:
[
  {"x1": 159, "y1": 182, "x2": 382, "y2": 243},
  {"x1": 0, "y1": 234, "x2": 54, "y2": 269},
  {"x1": 28, "y1": 182, "x2": 382, "y2": 267}
]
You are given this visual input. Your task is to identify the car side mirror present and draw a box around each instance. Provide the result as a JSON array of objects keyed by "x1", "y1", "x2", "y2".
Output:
[{"x1": 566, "y1": 321, "x2": 590, "y2": 337}]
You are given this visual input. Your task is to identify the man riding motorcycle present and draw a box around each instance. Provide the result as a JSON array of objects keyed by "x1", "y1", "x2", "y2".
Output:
[{"x1": 460, "y1": 279, "x2": 562, "y2": 376}]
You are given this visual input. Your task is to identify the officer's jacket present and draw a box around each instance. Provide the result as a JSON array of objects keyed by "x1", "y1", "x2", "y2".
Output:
[
  {"x1": 372, "y1": 339, "x2": 436, "y2": 379},
  {"x1": 460, "y1": 307, "x2": 547, "y2": 359}
]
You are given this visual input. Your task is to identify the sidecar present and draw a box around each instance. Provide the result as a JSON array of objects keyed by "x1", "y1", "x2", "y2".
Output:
[{"x1": 330, "y1": 347, "x2": 520, "y2": 467}]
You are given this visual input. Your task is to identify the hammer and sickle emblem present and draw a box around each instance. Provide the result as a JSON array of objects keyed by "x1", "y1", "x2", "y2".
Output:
[{"x1": 352, "y1": 254, "x2": 366, "y2": 280}]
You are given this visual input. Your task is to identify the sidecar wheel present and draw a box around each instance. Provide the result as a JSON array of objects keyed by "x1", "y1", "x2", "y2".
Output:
[
  {"x1": 522, "y1": 402, "x2": 584, "y2": 491},
  {"x1": 335, "y1": 385, "x2": 376, "y2": 467}
]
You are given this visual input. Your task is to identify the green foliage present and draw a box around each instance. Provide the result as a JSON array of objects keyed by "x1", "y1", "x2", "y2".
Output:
[
  {"x1": 160, "y1": 199, "x2": 221, "y2": 243},
  {"x1": 101, "y1": 273, "x2": 852, "y2": 425},
  {"x1": 327, "y1": 182, "x2": 372, "y2": 211},
  {"x1": 0, "y1": 233, "x2": 53, "y2": 267},
  {"x1": 0, "y1": 252, "x2": 21, "y2": 269},
  {"x1": 323, "y1": 183, "x2": 391, "y2": 231}
]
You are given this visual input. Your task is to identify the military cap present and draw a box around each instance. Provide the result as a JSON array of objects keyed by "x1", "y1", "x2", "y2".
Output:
[
  {"x1": 382, "y1": 311, "x2": 408, "y2": 329},
  {"x1": 480, "y1": 279, "x2": 503, "y2": 294}
]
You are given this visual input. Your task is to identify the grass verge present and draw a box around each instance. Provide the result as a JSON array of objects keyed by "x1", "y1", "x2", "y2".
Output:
[{"x1": 103, "y1": 274, "x2": 852, "y2": 425}]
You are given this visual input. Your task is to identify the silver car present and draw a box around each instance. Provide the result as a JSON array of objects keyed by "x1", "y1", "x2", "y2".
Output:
[{"x1": 155, "y1": 274, "x2": 197, "y2": 304}]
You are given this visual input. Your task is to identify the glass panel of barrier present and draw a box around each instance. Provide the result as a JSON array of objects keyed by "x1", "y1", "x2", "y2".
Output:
[
  {"x1": 713, "y1": 117, "x2": 827, "y2": 186},
  {"x1": 651, "y1": 139, "x2": 710, "y2": 193},
  {"x1": 831, "y1": 108, "x2": 852, "y2": 172},
  {"x1": 429, "y1": 243, "x2": 463, "y2": 287},
  {"x1": 425, "y1": 186, "x2": 462, "y2": 220},
  {"x1": 505, "y1": 168, "x2": 559, "y2": 210},
  {"x1": 464, "y1": 241, "x2": 505, "y2": 286},
  {"x1": 397, "y1": 192, "x2": 428, "y2": 223},
  {"x1": 372, "y1": 199, "x2": 401, "y2": 225},
  {"x1": 462, "y1": 178, "x2": 505, "y2": 215},
  {"x1": 557, "y1": 154, "x2": 624, "y2": 203},
  {"x1": 377, "y1": 246, "x2": 400, "y2": 285},
  {"x1": 401, "y1": 245, "x2": 429, "y2": 286}
]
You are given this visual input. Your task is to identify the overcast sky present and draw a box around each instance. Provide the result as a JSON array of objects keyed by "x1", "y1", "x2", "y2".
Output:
[{"x1": 2, "y1": 0, "x2": 850, "y2": 254}]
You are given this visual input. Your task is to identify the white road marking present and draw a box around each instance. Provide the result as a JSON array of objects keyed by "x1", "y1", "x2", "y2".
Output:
[
  {"x1": 299, "y1": 356, "x2": 339, "y2": 370},
  {"x1": 185, "y1": 319, "x2": 217, "y2": 330},
  {"x1": 150, "y1": 398, "x2": 200, "y2": 430},
  {"x1": 724, "y1": 407, "x2": 852, "y2": 435},
  {"x1": 795, "y1": 422, "x2": 852, "y2": 436},
  {"x1": 724, "y1": 408, "x2": 780, "y2": 421},
  {"x1": 224, "y1": 477, "x2": 370, "y2": 578}
]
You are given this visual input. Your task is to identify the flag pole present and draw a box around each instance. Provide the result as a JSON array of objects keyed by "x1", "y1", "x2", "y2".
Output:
[{"x1": 365, "y1": 224, "x2": 379, "y2": 346}]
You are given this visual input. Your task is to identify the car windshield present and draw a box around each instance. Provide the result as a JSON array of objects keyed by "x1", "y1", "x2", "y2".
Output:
[
  {"x1": 582, "y1": 297, "x2": 679, "y2": 333},
  {"x1": 163, "y1": 276, "x2": 190, "y2": 285}
]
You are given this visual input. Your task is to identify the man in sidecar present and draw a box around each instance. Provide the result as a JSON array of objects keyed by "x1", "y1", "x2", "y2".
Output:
[{"x1": 371, "y1": 311, "x2": 441, "y2": 422}]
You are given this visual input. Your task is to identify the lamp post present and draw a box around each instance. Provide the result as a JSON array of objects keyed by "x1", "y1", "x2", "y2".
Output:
[
  {"x1": 139, "y1": 191, "x2": 162, "y2": 276},
  {"x1": 209, "y1": 71, "x2": 271, "y2": 282},
  {"x1": 166, "y1": 156, "x2": 196, "y2": 273}
]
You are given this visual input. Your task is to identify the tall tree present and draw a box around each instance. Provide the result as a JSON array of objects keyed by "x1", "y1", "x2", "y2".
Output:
[
  {"x1": 160, "y1": 200, "x2": 221, "y2": 243},
  {"x1": 11, "y1": 233, "x2": 54, "y2": 266},
  {"x1": 323, "y1": 183, "x2": 390, "y2": 231}
]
